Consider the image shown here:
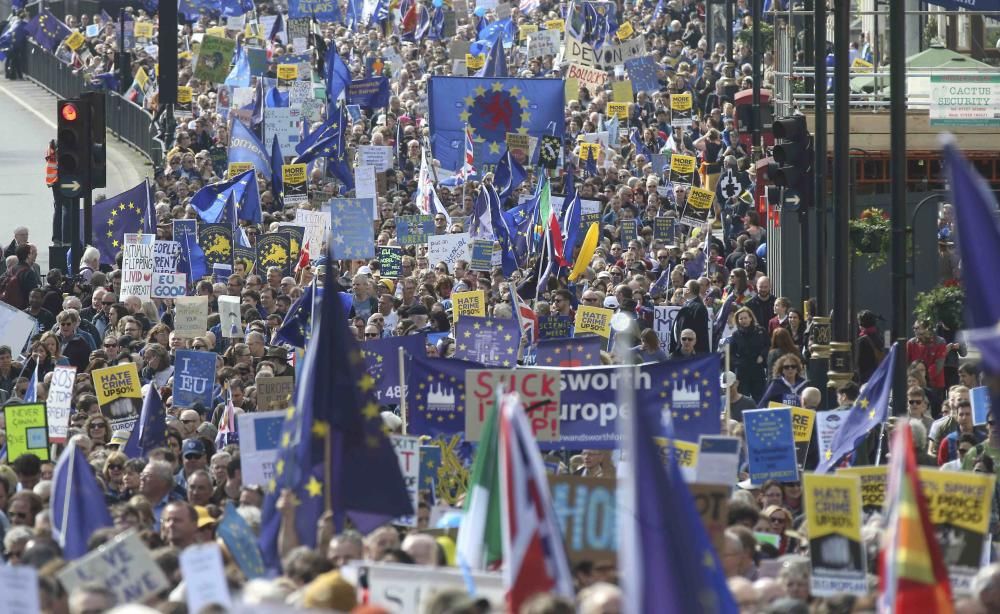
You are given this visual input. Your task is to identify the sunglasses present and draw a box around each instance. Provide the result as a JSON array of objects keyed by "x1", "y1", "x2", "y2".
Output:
[
  {"x1": 108, "y1": 464, "x2": 123, "y2": 471},
  {"x1": 365, "y1": 332, "x2": 380, "y2": 338},
  {"x1": 782, "y1": 365, "x2": 798, "y2": 370},
  {"x1": 681, "y1": 337, "x2": 695, "y2": 342},
  {"x1": 104, "y1": 342, "x2": 118, "y2": 348},
  {"x1": 907, "y1": 399, "x2": 923, "y2": 405}
]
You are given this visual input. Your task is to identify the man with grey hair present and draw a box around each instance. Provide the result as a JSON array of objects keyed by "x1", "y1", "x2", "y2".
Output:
[
  {"x1": 972, "y1": 563, "x2": 1000, "y2": 612},
  {"x1": 68, "y1": 583, "x2": 116, "y2": 614},
  {"x1": 2, "y1": 525, "x2": 33, "y2": 563},
  {"x1": 56, "y1": 309, "x2": 93, "y2": 370},
  {"x1": 671, "y1": 279, "x2": 709, "y2": 355},
  {"x1": 327, "y1": 530, "x2": 364, "y2": 568},
  {"x1": 140, "y1": 459, "x2": 183, "y2": 530}
]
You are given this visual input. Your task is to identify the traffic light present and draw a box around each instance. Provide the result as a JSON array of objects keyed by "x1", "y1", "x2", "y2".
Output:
[
  {"x1": 81, "y1": 92, "x2": 106, "y2": 189},
  {"x1": 57, "y1": 98, "x2": 90, "y2": 197},
  {"x1": 770, "y1": 115, "x2": 814, "y2": 209}
]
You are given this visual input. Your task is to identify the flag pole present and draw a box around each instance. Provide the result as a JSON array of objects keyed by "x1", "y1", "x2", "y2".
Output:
[
  {"x1": 58, "y1": 442, "x2": 75, "y2": 550},
  {"x1": 399, "y1": 345, "x2": 408, "y2": 434},
  {"x1": 724, "y1": 343, "x2": 731, "y2": 429}
]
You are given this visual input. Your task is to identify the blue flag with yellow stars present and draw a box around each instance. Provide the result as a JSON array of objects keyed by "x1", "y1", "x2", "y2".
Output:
[
  {"x1": 273, "y1": 284, "x2": 322, "y2": 348},
  {"x1": 92, "y1": 181, "x2": 149, "y2": 265},
  {"x1": 501, "y1": 197, "x2": 534, "y2": 270},
  {"x1": 190, "y1": 169, "x2": 262, "y2": 224},
  {"x1": 259, "y1": 245, "x2": 412, "y2": 567},
  {"x1": 454, "y1": 316, "x2": 521, "y2": 367},
  {"x1": 27, "y1": 9, "x2": 70, "y2": 52},
  {"x1": 329, "y1": 198, "x2": 375, "y2": 260},
  {"x1": 625, "y1": 56, "x2": 662, "y2": 97},
  {"x1": 619, "y1": 391, "x2": 739, "y2": 614},
  {"x1": 419, "y1": 444, "x2": 442, "y2": 504},
  {"x1": 406, "y1": 354, "x2": 483, "y2": 438},
  {"x1": 228, "y1": 119, "x2": 272, "y2": 182},
  {"x1": 217, "y1": 502, "x2": 265, "y2": 579},
  {"x1": 815, "y1": 343, "x2": 899, "y2": 473},
  {"x1": 428, "y1": 76, "x2": 564, "y2": 172},
  {"x1": 536, "y1": 336, "x2": 603, "y2": 367},
  {"x1": 361, "y1": 334, "x2": 427, "y2": 405}
]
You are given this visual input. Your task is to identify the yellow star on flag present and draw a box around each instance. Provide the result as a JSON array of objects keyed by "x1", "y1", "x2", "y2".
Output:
[
  {"x1": 358, "y1": 374, "x2": 375, "y2": 393},
  {"x1": 305, "y1": 476, "x2": 323, "y2": 497},
  {"x1": 362, "y1": 402, "x2": 380, "y2": 419},
  {"x1": 276, "y1": 459, "x2": 285, "y2": 475},
  {"x1": 312, "y1": 420, "x2": 329, "y2": 438}
]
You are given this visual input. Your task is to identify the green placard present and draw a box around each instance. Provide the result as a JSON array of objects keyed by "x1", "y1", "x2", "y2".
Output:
[{"x1": 6, "y1": 403, "x2": 49, "y2": 461}]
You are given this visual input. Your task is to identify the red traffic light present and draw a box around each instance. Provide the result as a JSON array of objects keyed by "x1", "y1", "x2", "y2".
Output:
[{"x1": 60, "y1": 103, "x2": 79, "y2": 122}]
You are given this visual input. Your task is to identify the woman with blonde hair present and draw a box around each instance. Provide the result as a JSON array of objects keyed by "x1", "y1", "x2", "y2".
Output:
[{"x1": 102, "y1": 451, "x2": 130, "y2": 503}]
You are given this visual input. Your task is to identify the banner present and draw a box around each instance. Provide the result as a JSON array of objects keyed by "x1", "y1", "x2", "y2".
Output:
[
  {"x1": 549, "y1": 475, "x2": 616, "y2": 566},
  {"x1": 918, "y1": 468, "x2": 997, "y2": 593},
  {"x1": 465, "y1": 369, "x2": 560, "y2": 441},
  {"x1": 454, "y1": 316, "x2": 520, "y2": 367},
  {"x1": 58, "y1": 532, "x2": 170, "y2": 604},
  {"x1": 47, "y1": 365, "x2": 76, "y2": 444},
  {"x1": 174, "y1": 296, "x2": 209, "y2": 338},
  {"x1": 347, "y1": 77, "x2": 391, "y2": 109},
  {"x1": 120, "y1": 233, "x2": 155, "y2": 299},
  {"x1": 743, "y1": 407, "x2": 799, "y2": 484},
  {"x1": 563, "y1": 35, "x2": 646, "y2": 71},
  {"x1": 6, "y1": 404, "x2": 48, "y2": 462},
  {"x1": 93, "y1": 364, "x2": 143, "y2": 433},
  {"x1": 452, "y1": 290, "x2": 486, "y2": 321},
  {"x1": 574, "y1": 306, "x2": 613, "y2": 338},
  {"x1": 803, "y1": 473, "x2": 867, "y2": 596},
  {"x1": 362, "y1": 334, "x2": 426, "y2": 404},
  {"x1": 837, "y1": 466, "x2": 887, "y2": 511},
  {"x1": 256, "y1": 376, "x2": 295, "y2": 411},
  {"x1": 391, "y1": 435, "x2": 421, "y2": 526},
  {"x1": 174, "y1": 350, "x2": 218, "y2": 409},
  {"x1": 237, "y1": 411, "x2": 285, "y2": 488}
]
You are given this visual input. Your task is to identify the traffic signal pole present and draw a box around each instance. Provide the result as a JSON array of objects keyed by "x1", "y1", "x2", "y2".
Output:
[{"x1": 813, "y1": 0, "x2": 827, "y2": 318}]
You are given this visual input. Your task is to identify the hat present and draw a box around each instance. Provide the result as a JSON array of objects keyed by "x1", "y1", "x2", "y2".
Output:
[
  {"x1": 603, "y1": 296, "x2": 619, "y2": 309},
  {"x1": 302, "y1": 571, "x2": 358, "y2": 611},
  {"x1": 762, "y1": 504, "x2": 791, "y2": 521},
  {"x1": 264, "y1": 346, "x2": 289, "y2": 361},
  {"x1": 194, "y1": 506, "x2": 217, "y2": 529},
  {"x1": 109, "y1": 431, "x2": 130, "y2": 446},
  {"x1": 597, "y1": 271, "x2": 612, "y2": 280},
  {"x1": 358, "y1": 265, "x2": 372, "y2": 275},
  {"x1": 737, "y1": 478, "x2": 760, "y2": 490},
  {"x1": 407, "y1": 304, "x2": 429, "y2": 316},
  {"x1": 720, "y1": 371, "x2": 737, "y2": 388},
  {"x1": 378, "y1": 278, "x2": 395, "y2": 294},
  {"x1": 196, "y1": 422, "x2": 219, "y2": 442},
  {"x1": 182, "y1": 439, "x2": 206, "y2": 458}
]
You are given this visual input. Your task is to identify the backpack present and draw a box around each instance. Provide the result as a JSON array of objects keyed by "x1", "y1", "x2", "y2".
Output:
[
  {"x1": 863, "y1": 334, "x2": 886, "y2": 365},
  {"x1": 0, "y1": 264, "x2": 28, "y2": 309}
]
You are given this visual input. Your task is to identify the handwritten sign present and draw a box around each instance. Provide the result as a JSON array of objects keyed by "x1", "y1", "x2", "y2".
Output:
[
  {"x1": 173, "y1": 350, "x2": 216, "y2": 409},
  {"x1": 566, "y1": 63, "x2": 608, "y2": 95},
  {"x1": 121, "y1": 233, "x2": 155, "y2": 299},
  {"x1": 153, "y1": 240, "x2": 180, "y2": 273},
  {"x1": 6, "y1": 403, "x2": 48, "y2": 461},
  {"x1": 256, "y1": 376, "x2": 295, "y2": 411},
  {"x1": 428, "y1": 233, "x2": 471, "y2": 270},
  {"x1": 377, "y1": 246, "x2": 403, "y2": 279},
  {"x1": 548, "y1": 475, "x2": 616, "y2": 566},
  {"x1": 179, "y1": 544, "x2": 232, "y2": 612},
  {"x1": 173, "y1": 296, "x2": 208, "y2": 338},
  {"x1": 47, "y1": 366, "x2": 77, "y2": 443},
  {"x1": 58, "y1": 532, "x2": 170, "y2": 604},
  {"x1": 151, "y1": 272, "x2": 187, "y2": 298},
  {"x1": 392, "y1": 435, "x2": 421, "y2": 526},
  {"x1": 466, "y1": 369, "x2": 561, "y2": 441}
]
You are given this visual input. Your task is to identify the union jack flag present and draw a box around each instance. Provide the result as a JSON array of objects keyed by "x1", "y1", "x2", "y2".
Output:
[
  {"x1": 499, "y1": 393, "x2": 574, "y2": 612},
  {"x1": 519, "y1": 0, "x2": 540, "y2": 14},
  {"x1": 509, "y1": 284, "x2": 538, "y2": 346}
]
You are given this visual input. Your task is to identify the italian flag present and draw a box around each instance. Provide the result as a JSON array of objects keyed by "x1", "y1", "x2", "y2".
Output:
[{"x1": 456, "y1": 397, "x2": 503, "y2": 570}]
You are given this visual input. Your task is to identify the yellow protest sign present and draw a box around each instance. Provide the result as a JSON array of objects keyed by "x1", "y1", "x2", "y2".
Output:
[
  {"x1": 918, "y1": 468, "x2": 996, "y2": 535},
  {"x1": 282, "y1": 164, "x2": 306, "y2": 184},
  {"x1": 65, "y1": 31, "x2": 85, "y2": 51},
  {"x1": 277, "y1": 64, "x2": 298, "y2": 82},
  {"x1": 607, "y1": 101, "x2": 629, "y2": 120},
  {"x1": 575, "y1": 306, "x2": 613, "y2": 338},
  {"x1": 616, "y1": 21, "x2": 634, "y2": 41},
  {"x1": 837, "y1": 465, "x2": 887, "y2": 509},
  {"x1": 135, "y1": 66, "x2": 149, "y2": 89},
  {"x1": 93, "y1": 363, "x2": 143, "y2": 432},
  {"x1": 506, "y1": 133, "x2": 530, "y2": 157},
  {"x1": 228, "y1": 162, "x2": 254, "y2": 178},
  {"x1": 578, "y1": 142, "x2": 601, "y2": 162},
  {"x1": 177, "y1": 86, "x2": 193, "y2": 104},
  {"x1": 670, "y1": 92, "x2": 693, "y2": 112},
  {"x1": 687, "y1": 186, "x2": 715, "y2": 211},
  {"x1": 612, "y1": 80, "x2": 633, "y2": 103},
  {"x1": 134, "y1": 22, "x2": 154, "y2": 39},
  {"x1": 670, "y1": 154, "x2": 696, "y2": 176},
  {"x1": 564, "y1": 77, "x2": 580, "y2": 100},
  {"x1": 768, "y1": 402, "x2": 816, "y2": 443},
  {"x1": 545, "y1": 19, "x2": 565, "y2": 32},
  {"x1": 453, "y1": 290, "x2": 486, "y2": 321},
  {"x1": 519, "y1": 24, "x2": 538, "y2": 41},
  {"x1": 465, "y1": 53, "x2": 485, "y2": 71},
  {"x1": 852, "y1": 58, "x2": 874, "y2": 73},
  {"x1": 5, "y1": 404, "x2": 49, "y2": 462},
  {"x1": 655, "y1": 437, "x2": 699, "y2": 469},
  {"x1": 206, "y1": 26, "x2": 226, "y2": 38},
  {"x1": 803, "y1": 473, "x2": 866, "y2": 595}
]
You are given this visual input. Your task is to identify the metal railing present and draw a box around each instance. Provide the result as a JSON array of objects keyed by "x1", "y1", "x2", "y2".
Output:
[{"x1": 23, "y1": 43, "x2": 163, "y2": 167}]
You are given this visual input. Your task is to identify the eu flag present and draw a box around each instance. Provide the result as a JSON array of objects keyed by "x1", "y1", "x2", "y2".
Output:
[
  {"x1": 560, "y1": 175, "x2": 582, "y2": 262},
  {"x1": 273, "y1": 284, "x2": 322, "y2": 348},
  {"x1": 816, "y1": 343, "x2": 898, "y2": 472},
  {"x1": 501, "y1": 197, "x2": 534, "y2": 269},
  {"x1": 122, "y1": 386, "x2": 167, "y2": 459},
  {"x1": 51, "y1": 442, "x2": 114, "y2": 560},
  {"x1": 454, "y1": 316, "x2": 521, "y2": 367},
  {"x1": 406, "y1": 353, "x2": 483, "y2": 438},
  {"x1": 217, "y1": 502, "x2": 265, "y2": 579},
  {"x1": 428, "y1": 77, "x2": 565, "y2": 171},
  {"x1": 494, "y1": 148, "x2": 526, "y2": 204},
  {"x1": 361, "y1": 334, "x2": 427, "y2": 404},
  {"x1": 270, "y1": 134, "x2": 284, "y2": 205},
  {"x1": 92, "y1": 181, "x2": 149, "y2": 265},
  {"x1": 264, "y1": 244, "x2": 412, "y2": 553},
  {"x1": 228, "y1": 119, "x2": 272, "y2": 182},
  {"x1": 28, "y1": 9, "x2": 70, "y2": 52},
  {"x1": 325, "y1": 43, "x2": 351, "y2": 104},
  {"x1": 618, "y1": 394, "x2": 738, "y2": 614},
  {"x1": 190, "y1": 169, "x2": 262, "y2": 224},
  {"x1": 477, "y1": 39, "x2": 508, "y2": 78},
  {"x1": 536, "y1": 336, "x2": 603, "y2": 367}
]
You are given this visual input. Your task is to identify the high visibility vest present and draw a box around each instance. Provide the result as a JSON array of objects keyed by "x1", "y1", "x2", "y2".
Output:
[{"x1": 45, "y1": 151, "x2": 57, "y2": 186}]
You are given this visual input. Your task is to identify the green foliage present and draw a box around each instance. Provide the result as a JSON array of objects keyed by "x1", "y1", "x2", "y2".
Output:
[
  {"x1": 913, "y1": 285, "x2": 965, "y2": 331},
  {"x1": 736, "y1": 23, "x2": 774, "y2": 54}
]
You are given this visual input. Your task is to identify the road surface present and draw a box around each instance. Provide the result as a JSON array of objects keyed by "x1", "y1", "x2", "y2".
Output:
[{"x1": 0, "y1": 79, "x2": 151, "y2": 273}]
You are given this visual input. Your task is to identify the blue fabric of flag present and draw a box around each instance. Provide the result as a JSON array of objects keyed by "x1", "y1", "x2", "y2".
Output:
[
  {"x1": 494, "y1": 148, "x2": 526, "y2": 204},
  {"x1": 625, "y1": 55, "x2": 662, "y2": 95},
  {"x1": 92, "y1": 182, "x2": 149, "y2": 265},
  {"x1": 273, "y1": 284, "x2": 322, "y2": 348},
  {"x1": 218, "y1": 502, "x2": 265, "y2": 578},
  {"x1": 51, "y1": 443, "x2": 114, "y2": 560},
  {"x1": 815, "y1": 343, "x2": 899, "y2": 472},
  {"x1": 361, "y1": 334, "x2": 427, "y2": 404},
  {"x1": 190, "y1": 169, "x2": 262, "y2": 224},
  {"x1": 228, "y1": 119, "x2": 272, "y2": 182},
  {"x1": 174, "y1": 219, "x2": 207, "y2": 283},
  {"x1": 329, "y1": 198, "x2": 375, "y2": 259},
  {"x1": 429, "y1": 77, "x2": 564, "y2": 172},
  {"x1": 347, "y1": 76, "x2": 391, "y2": 109},
  {"x1": 561, "y1": 175, "x2": 582, "y2": 263},
  {"x1": 271, "y1": 135, "x2": 284, "y2": 205},
  {"x1": 325, "y1": 44, "x2": 351, "y2": 103},
  {"x1": 405, "y1": 354, "x2": 483, "y2": 438},
  {"x1": 477, "y1": 39, "x2": 508, "y2": 78},
  {"x1": 454, "y1": 316, "x2": 521, "y2": 367},
  {"x1": 536, "y1": 336, "x2": 603, "y2": 367},
  {"x1": 122, "y1": 387, "x2": 167, "y2": 458},
  {"x1": 28, "y1": 9, "x2": 70, "y2": 52},
  {"x1": 288, "y1": 0, "x2": 342, "y2": 20},
  {"x1": 265, "y1": 86, "x2": 289, "y2": 108}
]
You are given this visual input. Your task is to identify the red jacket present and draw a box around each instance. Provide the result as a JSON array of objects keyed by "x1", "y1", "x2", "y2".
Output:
[{"x1": 907, "y1": 337, "x2": 948, "y2": 389}]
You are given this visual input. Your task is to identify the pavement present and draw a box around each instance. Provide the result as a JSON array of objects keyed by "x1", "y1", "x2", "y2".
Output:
[{"x1": 0, "y1": 78, "x2": 153, "y2": 273}]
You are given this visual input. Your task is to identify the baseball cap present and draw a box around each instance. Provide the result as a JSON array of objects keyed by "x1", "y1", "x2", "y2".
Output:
[
  {"x1": 603, "y1": 296, "x2": 619, "y2": 309},
  {"x1": 182, "y1": 439, "x2": 206, "y2": 458},
  {"x1": 358, "y1": 265, "x2": 372, "y2": 275},
  {"x1": 720, "y1": 371, "x2": 737, "y2": 388},
  {"x1": 109, "y1": 431, "x2": 130, "y2": 447}
]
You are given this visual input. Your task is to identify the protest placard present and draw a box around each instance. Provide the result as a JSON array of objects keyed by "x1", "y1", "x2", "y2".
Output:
[
  {"x1": 606, "y1": 101, "x2": 629, "y2": 120},
  {"x1": 743, "y1": 407, "x2": 799, "y2": 484},
  {"x1": 619, "y1": 218, "x2": 637, "y2": 242},
  {"x1": 153, "y1": 240, "x2": 180, "y2": 273},
  {"x1": 294, "y1": 208, "x2": 330, "y2": 256},
  {"x1": 655, "y1": 437, "x2": 699, "y2": 480},
  {"x1": 177, "y1": 86, "x2": 193, "y2": 113},
  {"x1": 681, "y1": 186, "x2": 715, "y2": 228},
  {"x1": 549, "y1": 475, "x2": 616, "y2": 566},
  {"x1": 120, "y1": 233, "x2": 155, "y2": 299},
  {"x1": 0, "y1": 565, "x2": 40, "y2": 614},
  {"x1": 58, "y1": 531, "x2": 170, "y2": 604},
  {"x1": 527, "y1": 29, "x2": 560, "y2": 58},
  {"x1": 670, "y1": 92, "x2": 693, "y2": 127},
  {"x1": 47, "y1": 365, "x2": 77, "y2": 443},
  {"x1": 971, "y1": 386, "x2": 991, "y2": 425},
  {"x1": 574, "y1": 306, "x2": 613, "y2": 338},
  {"x1": 816, "y1": 410, "x2": 849, "y2": 462},
  {"x1": 392, "y1": 435, "x2": 421, "y2": 526},
  {"x1": 151, "y1": 272, "x2": 187, "y2": 298},
  {"x1": 93, "y1": 363, "x2": 143, "y2": 432},
  {"x1": 194, "y1": 35, "x2": 236, "y2": 83},
  {"x1": 65, "y1": 30, "x2": 85, "y2": 50},
  {"x1": 227, "y1": 161, "x2": 253, "y2": 179},
  {"x1": 766, "y1": 403, "x2": 816, "y2": 443},
  {"x1": 343, "y1": 562, "x2": 504, "y2": 614},
  {"x1": 428, "y1": 233, "x2": 472, "y2": 270},
  {"x1": 452, "y1": 290, "x2": 486, "y2": 322},
  {"x1": 465, "y1": 53, "x2": 485, "y2": 73},
  {"x1": 466, "y1": 369, "x2": 560, "y2": 441},
  {"x1": 653, "y1": 216, "x2": 677, "y2": 244},
  {"x1": 538, "y1": 315, "x2": 574, "y2": 340},
  {"x1": 918, "y1": 468, "x2": 997, "y2": 593},
  {"x1": 358, "y1": 145, "x2": 394, "y2": 172},
  {"x1": 356, "y1": 165, "x2": 378, "y2": 205},
  {"x1": 173, "y1": 296, "x2": 209, "y2": 338},
  {"x1": 236, "y1": 410, "x2": 285, "y2": 488},
  {"x1": 469, "y1": 239, "x2": 494, "y2": 271},
  {"x1": 276, "y1": 63, "x2": 298, "y2": 86},
  {"x1": 566, "y1": 63, "x2": 607, "y2": 95},
  {"x1": 264, "y1": 106, "x2": 303, "y2": 157},
  {"x1": 689, "y1": 483, "x2": 731, "y2": 554},
  {"x1": 328, "y1": 198, "x2": 375, "y2": 260},
  {"x1": 454, "y1": 316, "x2": 521, "y2": 367},
  {"x1": 837, "y1": 465, "x2": 887, "y2": 511},
  {"x1": 282, "y1": 164, "x2": 308, "y2": 205},
  {"x1": 669, "y1": 153, "x2": 696, "y2": 185},
  {"x1": 377, "y1": 246, "x2": 403, "y2": 278},
  {"x1": 803, "y1": 473, "x2": 867, "y2": 596},
  {"x1": 173, "y1": 350, "x2": 217, "y2": 409},
  {"x1": 0, "y1": 301, "x2": 36, "y2": 355},
  {"x1": 695, "y1": 435, "x2": 741, "y2": 485},
  {"x1": 256, "y1": 376, "x2": 295, "y2": 411},
  {"x1": 219, "y1": 295, "x2": 242, "y2": 338},
  {"x1": 179, "y1": 544, "x2": 232, "y2": 612},
  {"x1": 396, "y1": 215, "x2": 435, "y2": 246},
  {"x1": 6, "y1": 404, "x2": 48, "y2": 461},
  {"x1": 133, "y1": 22, "x2": 154, "y2": 40}
]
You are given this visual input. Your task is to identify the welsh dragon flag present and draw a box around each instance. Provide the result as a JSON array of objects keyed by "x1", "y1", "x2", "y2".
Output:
[{"x1": 456, "y1": 397, "x2": 503, "y2": 570}]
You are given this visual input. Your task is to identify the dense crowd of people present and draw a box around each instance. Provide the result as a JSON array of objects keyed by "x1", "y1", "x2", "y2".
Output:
[{"x1": 1, "y1": 0, "x2": 997, "y2": 612}]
